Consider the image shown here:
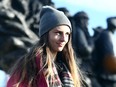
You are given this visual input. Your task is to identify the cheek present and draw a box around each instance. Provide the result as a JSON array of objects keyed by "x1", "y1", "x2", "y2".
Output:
[
  {"x1": 66, "y1": 36, "x2": 70, "y2": 43},
  {"x1": 48, "y1": 35, "x2": 58, "y2": 45},
  {"x1": 51, "y1": 35, "x2": 60, "y2": 41}
]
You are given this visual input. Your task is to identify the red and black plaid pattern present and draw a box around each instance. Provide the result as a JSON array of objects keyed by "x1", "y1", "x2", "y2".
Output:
[
  {"x1": 59, "y1": 63, "x2": 74, "y2": 87},
  {"x1": 49, "y1": 62, "x2": 74, "y2": 87}
]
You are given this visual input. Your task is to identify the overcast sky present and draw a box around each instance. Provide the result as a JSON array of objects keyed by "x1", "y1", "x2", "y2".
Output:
[
  {"x1": 52, "y1": 0, "x2": 116, "y2": 14},
  {"x1": 56, "y1": 0, "x2": 116, "y2": 13}
]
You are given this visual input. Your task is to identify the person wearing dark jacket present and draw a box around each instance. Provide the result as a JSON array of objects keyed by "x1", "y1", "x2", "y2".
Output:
[
  {"x1": 93, "y1": 17, "x2": 116, "y2": 87},
  {"x1": 72, "y1": 11, "x2": 94, "y2": 87}
]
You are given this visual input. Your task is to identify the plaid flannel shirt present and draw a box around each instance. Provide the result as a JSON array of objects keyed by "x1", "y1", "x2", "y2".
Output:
[{"x1": 50, "y1": 62, "x2": 74, "y2": 87}]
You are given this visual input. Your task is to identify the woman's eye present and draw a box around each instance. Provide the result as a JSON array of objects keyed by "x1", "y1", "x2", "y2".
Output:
[
  {"x1": 55, "y1": 32, "x2": 61, "y2": 35},
  {"x1": 66, "y1": 33, "x2": 70, "y2": 36}
]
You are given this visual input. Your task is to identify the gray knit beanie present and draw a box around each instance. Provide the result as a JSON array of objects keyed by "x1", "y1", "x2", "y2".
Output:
[{"x1": 39, "y1": 6, "x2": 72, "y2": 37}]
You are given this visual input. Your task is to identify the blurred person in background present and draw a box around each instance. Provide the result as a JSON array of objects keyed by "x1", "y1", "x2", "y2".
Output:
[
  {"x1": 93, "y1": 17, "x2": 116, "y2": 87},
  {"x1": 72, "y1": 11, "x2": 94, "y2": 87}
]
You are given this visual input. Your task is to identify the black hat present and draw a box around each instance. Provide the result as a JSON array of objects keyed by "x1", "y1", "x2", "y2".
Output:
[{"x1": 107, "y1": 17, "x2": 116, "y2": 28}]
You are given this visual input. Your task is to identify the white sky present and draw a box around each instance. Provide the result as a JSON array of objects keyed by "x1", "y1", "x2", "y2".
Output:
[
  {"x1": 62, "y1": 0, "x2": 116, "y2": 13},
  {"x1": 52, "y1": 0, "x2": 116, "y2": 13}
]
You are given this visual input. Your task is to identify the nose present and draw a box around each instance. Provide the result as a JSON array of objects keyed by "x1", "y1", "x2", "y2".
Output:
[{"x1": 60, "y1": 34, "x2": 67, "y2": 42}]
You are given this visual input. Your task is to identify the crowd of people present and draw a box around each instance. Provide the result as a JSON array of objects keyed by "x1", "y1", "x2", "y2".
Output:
[
  {"x1": 0, "y1": 0, "x2": 116, "y2": 87},
  {"x1": 58, "y1": 6, "x2": 116, "y2": 87}
]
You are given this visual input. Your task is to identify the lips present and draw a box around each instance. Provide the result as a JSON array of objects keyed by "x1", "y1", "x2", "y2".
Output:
[
  {"x1": 59, "y1": 44, "x2": 63, "y2": 47},
  {"x1": 57, "y1": 43, "x2": 64, "y2": 47}
]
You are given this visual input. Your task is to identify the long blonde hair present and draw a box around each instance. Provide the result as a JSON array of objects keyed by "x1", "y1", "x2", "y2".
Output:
[{"x1": 10, "y1": 32, "x2": 82, "y2": 87}]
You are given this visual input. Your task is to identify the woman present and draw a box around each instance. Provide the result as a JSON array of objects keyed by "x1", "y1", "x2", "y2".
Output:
[{"x1": 7, "y1": 6, "x2": 82, "y2": 87}]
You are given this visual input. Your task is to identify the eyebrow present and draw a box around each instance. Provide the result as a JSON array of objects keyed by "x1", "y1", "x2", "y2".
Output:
[
  {"x1": 55, "y1": 27, "x2": 70, "y2": 33},
  {"x1": 55, "y1": 29, "x2": 70, "y2": 34}
]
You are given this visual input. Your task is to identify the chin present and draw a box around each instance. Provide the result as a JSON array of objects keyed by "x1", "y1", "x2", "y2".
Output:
[
  {"x1": 55, "y1": 46, "x2": 64, "y2": 52},
  {"x1": 57, "y1": 48, "x2": 63, "y2": 51}
]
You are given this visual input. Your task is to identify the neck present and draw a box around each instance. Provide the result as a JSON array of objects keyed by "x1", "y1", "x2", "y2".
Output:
[{"x1": 51, "y1": 51, "x2": 57, "y2": 61}]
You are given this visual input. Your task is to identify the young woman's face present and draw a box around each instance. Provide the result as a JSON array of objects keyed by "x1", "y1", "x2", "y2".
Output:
[{"x1": 48, "y1": 25, "x2": 71, "y2": 53}]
